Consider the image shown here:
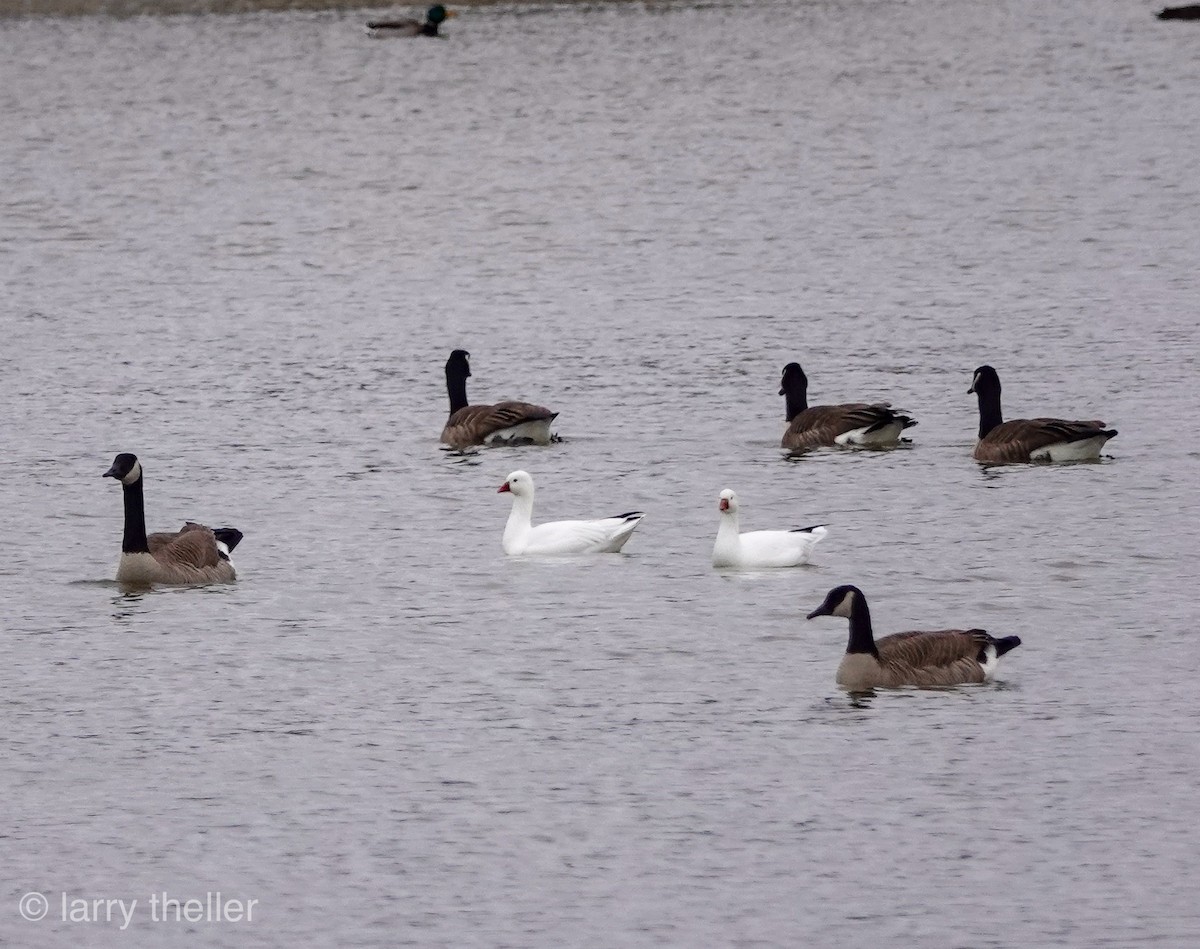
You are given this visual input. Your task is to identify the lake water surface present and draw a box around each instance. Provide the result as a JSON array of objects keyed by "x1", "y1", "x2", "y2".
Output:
[{"x1": 3, "y1": 1, "x2": 1199, "y2": 946}]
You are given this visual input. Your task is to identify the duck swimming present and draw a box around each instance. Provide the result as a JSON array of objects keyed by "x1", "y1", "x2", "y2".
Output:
[{"x1": 367, "y1": 4, "x2": 456, "y2": 37}]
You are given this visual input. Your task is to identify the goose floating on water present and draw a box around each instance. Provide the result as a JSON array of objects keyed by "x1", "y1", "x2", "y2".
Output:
[
  {"x1": 711, "y1": 488, "x2": 827, "y2": 569},
  {"x1": 104, "y1": 453, "x2": 242, "y2": 586},
  {"x1": 968, "y1": 365, "x2": 1117, "y2": 464},
  {"x1": 497, "y1": 470, "x2": 644, "y2": 556},
  {"x1": 806, "y1": 585, "x2": 1021, "y2": 691},
  {"x1": 780, "y1": 362, "x2": 916, "y2": 451},
  {"x1": 1157, "y1": 5, "x2": 1200, "y2": 19},
  {"x1": 440, "y1": 350, "x2": 558, "y2": 449},
  {"x1": 367, "y1": 4, "x2": 456, "y2": 37}
]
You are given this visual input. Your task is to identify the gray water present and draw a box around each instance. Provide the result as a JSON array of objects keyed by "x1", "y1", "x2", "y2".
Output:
[{"x1": 3, "y1": 1, "x2": 1200, "y2": 945}]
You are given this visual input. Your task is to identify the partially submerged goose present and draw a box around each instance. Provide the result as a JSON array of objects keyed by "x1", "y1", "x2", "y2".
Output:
[
  {"x1": 440, "y1": 350, "x2": 558, "y2": 448},
  {"x1": 711, "y1": 489, "x2": 827, "y2": 568},
  {"x1": 367, "y1": 4, "x2": 456, "y2": 36},
  {"x1": 780, "y1": 362, "x2": 916, "y2": 451},
  {"x1": 968, "y1": 365, "x2": 1117, "y2": 464},
  {"x1": 104, "y1": 453, "x2": 242, "y2": 586},
  {"x1": 497, "y1": 470, "x2": 644, "y2": 555},
  {"x1": 806, "y1": 585, "x2": 1021, "y2": 691},
  {"x1": 1157, "y1": 5, "x2": 1200, "y2": 18}
]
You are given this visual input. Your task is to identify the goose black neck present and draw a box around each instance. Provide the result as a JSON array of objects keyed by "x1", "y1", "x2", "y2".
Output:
[
  {"x1": 785, "y1": 388, "x2": 807, "y2": 421},
  {"x1": 845, "y1": 596, "x2": 880, "y2": 658},
  {"x1": 782, "y1": 371, "x2": 811, "y2": 424},
  {"x1": 975, "y1": 387, "x2": 1004, "y2": 440},
  {"x1": 446, "y1": 370, "x2": 469, "y2": 414},
  {"x1": 121, "y1": 476, "x2": 150, "y2": 554}
]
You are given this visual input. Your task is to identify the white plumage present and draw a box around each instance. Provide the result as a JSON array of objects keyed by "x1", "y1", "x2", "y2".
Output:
[
  {"x1": 1028, "y1": 435, "x2": 1114, "y2": 462},
  {"x1": 498, "y1": 470, "x2": 644, "y2": 556},
  {"x1": 832, "y1": 421, "x2": 910, "y2": 447},
  {"x1": 711, "y1": 488, "x2": 827, "y2": 568}
]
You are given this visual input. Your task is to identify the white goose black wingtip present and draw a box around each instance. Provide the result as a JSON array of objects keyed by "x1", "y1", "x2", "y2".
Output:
[
  {"x1": 712, "y1": 490, "x2": 828, "y2": 569},
  {"x1": 498, "y1": 471, "x2": 645, "y2": 555}
]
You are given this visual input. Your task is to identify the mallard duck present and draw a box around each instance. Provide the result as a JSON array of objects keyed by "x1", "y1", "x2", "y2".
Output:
[{"x1": 367, "y1": 4, "x2": 456, "y2": 37}]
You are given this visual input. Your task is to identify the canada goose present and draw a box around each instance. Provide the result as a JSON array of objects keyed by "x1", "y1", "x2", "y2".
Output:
[
  {"x1": 711, "y1": 489, "x2": 827, "y2": 568},
  {"x1": 440, "y1": 350, "x2": 558, "y2": 448},
  {"x1": 104, "y1": 453, "x2": 242, "y2": 586},
  {"x1": 806, "y1": 585, "x2": 1021, "y2": 691},
  {"x1": 367, "y1": 4, "x2": 456, "y2": 36},
  {"x1": 497, "y1": 470, "x2": 644, "y2": 555},
  {"x1": 968, "y1": 365, "x2": 1117, "y2": 464},
  {"x1": 1157, "y1": 5, "x2": 1200, "y2": 19},
  {"x1": 780, "y1": 362, "x2": 916, "y2": 451}
]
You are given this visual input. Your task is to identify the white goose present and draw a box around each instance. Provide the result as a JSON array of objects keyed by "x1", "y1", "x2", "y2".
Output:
[
  {"x1": 711, "y1": 488, "x2": 827, "y2": 569},
  {"x1": 497, "y1": 470, "x2": 644, "y2": 555}
]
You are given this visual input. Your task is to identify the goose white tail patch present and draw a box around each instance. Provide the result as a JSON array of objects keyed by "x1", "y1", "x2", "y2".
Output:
[
  {"x1": 834, "y1": 422, "x2": 903, "y2": 447},
  {"x1": 1031, "y1": 436, "x2": 1110, "y2": 462},
  {"x1": 978, "y1": 643, "x2": 1000, "y2": 681},
  {"x1": 484, "y1": 418, "x2": 556, "y2": 446}
]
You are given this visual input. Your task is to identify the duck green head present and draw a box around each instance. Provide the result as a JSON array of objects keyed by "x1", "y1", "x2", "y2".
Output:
[{"x1": 427, "y1": 4, "x2": 451, "y2": 23}]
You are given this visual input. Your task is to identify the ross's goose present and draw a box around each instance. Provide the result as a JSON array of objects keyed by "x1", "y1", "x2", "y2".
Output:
[
  {"x1": 711, "y1": 488, "x2": 827, "y2": 568},
  {"x1": 497, "y1": 470, "x2": 644, "y2": 555}
]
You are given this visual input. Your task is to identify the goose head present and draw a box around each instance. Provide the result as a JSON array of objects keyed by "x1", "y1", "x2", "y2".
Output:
[
  {"x1": 498, "y1": 470, "x2": 534, "y2": 498},
  {"x1": 446, "y1": 349, "x2": 471, "y2": 380},
  {"x1": 779, "y1": 362, "x2": 808, "y2": 397},
  {"x1": 718, "y1": 488, "x2": 739, "y2": 514},
  {"x1": 968, "y1": 364, "x2": 1000, "y2": 397},
  {"x1": 780, "y1": 362, "x2": 810, "y2": 419},
  {"x1": 103, "y1": 452, "x2": 142, "y2": 486},
  {"x1": 806, "y1": 584, "x2": 862, "y2": 620}
]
